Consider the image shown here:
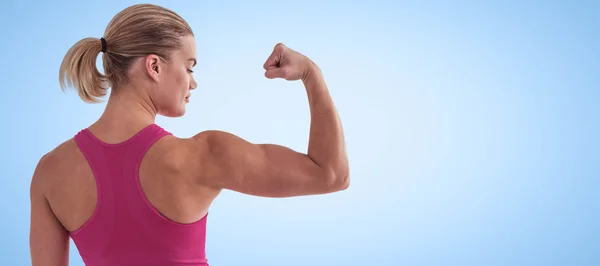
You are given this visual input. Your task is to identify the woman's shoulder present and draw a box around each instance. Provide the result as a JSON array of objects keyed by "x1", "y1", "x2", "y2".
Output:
[
  {"x1": 37, "y1": 138, "x2": 80, "y2": 171},
  {"x1": 30, "y1": 138, "x2": 81, "y2": 194}
]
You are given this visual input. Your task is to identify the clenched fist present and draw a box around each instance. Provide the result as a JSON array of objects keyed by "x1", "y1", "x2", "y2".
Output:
[{"x1": 263, "y1": 43, "x2": 320, "y2": 82}]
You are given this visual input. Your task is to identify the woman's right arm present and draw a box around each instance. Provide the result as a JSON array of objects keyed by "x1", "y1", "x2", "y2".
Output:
[{"x1": 190, "y1": 44, "x2": 349, "y2": 198}]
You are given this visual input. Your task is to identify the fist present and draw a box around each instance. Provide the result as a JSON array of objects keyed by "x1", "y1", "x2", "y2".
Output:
[{"x1": 263, "y1": 43, "x2": 318, "y2": 81}]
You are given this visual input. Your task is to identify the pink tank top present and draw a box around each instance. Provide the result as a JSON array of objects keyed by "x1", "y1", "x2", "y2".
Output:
[{"x1": 70, "y1": 124, "x2": 209, "y2": 266}]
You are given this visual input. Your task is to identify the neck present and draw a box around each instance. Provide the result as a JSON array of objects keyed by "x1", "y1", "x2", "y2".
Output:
[{"x1": 93, "y1": 86, "x2": 157, "y2": 132}]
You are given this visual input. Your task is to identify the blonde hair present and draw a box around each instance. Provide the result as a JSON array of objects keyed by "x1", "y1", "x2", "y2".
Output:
[{"x1": 59, "y1": 4, "x2": 193, "y2": 103}]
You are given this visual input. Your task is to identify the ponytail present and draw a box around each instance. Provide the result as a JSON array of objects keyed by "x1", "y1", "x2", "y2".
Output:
[
  {"x1": 58, "y1": 37, "x2": 109, "y2": 103},
  {"x1": 58, "y1": 4, "x2": 193, "y2": 103}
]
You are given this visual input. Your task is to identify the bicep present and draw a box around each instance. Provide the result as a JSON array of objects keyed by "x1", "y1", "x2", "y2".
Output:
[
  {"x1": 30, "y1": 171, "x2": 69, "y2": 266},
  {"x1": 194, "y1": 131, "x2": 334, "y2": 198}
]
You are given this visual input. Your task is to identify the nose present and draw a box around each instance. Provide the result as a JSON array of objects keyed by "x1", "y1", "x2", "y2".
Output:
[{"x1": 190, "y1": 77, "x2": 197, "y2": 90}]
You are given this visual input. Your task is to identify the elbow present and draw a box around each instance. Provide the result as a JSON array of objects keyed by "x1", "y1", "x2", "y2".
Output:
[
  {"x1": 335, "y1": 166, "x2": 350, "y2": 191},
  {"x1": 338, "y1": 170, "x2": 350, "y2": 190},
  {"x1": 323, "y1": 167, "x2": 350, "y2": 192},
  {"x1": 336, "y1": 174, "x2": 350, "y2": 191}
]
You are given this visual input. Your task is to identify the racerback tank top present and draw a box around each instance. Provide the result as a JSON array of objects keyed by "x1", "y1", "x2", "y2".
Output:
[{"x1": 70, "y1": 124, "x2": 209, "y2": 266}]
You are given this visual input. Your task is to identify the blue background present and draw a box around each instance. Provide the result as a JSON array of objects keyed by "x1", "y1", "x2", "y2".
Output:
[{"x1": 0, "y1": 0, "x2": 598, "y2": 265}]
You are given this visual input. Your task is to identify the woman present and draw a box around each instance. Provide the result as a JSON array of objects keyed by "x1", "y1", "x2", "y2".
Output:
[{"x1": 29, "y1": 4, "x2": 349, "y2": 266}]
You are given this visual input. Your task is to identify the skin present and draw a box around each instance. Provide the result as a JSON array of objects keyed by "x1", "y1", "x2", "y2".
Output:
[{"x1": 30, "y1": 36, "x2": 349, "y2": 266}]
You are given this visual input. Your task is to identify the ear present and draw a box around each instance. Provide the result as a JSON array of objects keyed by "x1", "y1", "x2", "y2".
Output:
[{"x1": 144, "y1": 54, "x2": 162, "y2": 82}]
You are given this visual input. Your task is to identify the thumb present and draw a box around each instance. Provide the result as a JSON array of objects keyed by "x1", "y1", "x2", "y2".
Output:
[{"x1": 264, "y1": 66, "x2": 289, "y2": 79}]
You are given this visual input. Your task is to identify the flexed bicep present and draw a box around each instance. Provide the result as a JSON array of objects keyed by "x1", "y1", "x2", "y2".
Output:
[{"x1": 191, "y1": 130, "x2": 345, "y2": 198}]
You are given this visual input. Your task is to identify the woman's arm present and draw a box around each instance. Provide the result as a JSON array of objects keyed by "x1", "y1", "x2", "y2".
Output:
[
  {"x1": 30, "y1": 155, "x2": 70, "y2": 266},
  {"x1": 189, "y1": 43, "x2": 349, "y2": 198}
]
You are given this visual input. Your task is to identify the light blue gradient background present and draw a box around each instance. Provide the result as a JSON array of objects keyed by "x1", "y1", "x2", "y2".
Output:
[{"x1": 1, "y1": 0, "x2": 598, "y2": 265}]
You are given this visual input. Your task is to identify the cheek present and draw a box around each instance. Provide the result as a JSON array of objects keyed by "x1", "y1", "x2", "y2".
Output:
[
  {"x1": 173, "y1": 72, "x2": 190, "y2": 93},
  {"x1": 162, "y1": 74, "x2": 188, "y2": 97}
]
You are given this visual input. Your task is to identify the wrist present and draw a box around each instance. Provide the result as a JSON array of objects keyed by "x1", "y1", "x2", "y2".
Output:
[{"x1": 302, "y1": 61, "x2": 324, "y2": 86}]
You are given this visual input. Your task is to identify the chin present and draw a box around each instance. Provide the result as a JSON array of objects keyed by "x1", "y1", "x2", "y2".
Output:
[{"x1": 159, "y1": 106, "x2": 186, "y2": 118}]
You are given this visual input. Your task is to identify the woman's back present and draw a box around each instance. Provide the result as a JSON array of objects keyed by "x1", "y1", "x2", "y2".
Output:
[{"x1": 36, "y1": 124, "x2": 216, "y2": 265}]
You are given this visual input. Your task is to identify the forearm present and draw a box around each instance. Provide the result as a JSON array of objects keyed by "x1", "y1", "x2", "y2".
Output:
[{"x1": 303, "y1": 63, "x2": 349, "y2": 180}]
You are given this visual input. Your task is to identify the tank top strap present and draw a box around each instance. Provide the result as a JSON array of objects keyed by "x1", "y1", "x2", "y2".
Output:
[
  {"x1": 73, "y1": 123, "x2": 172, "y2": 169},
  {"x1": 123, "y1": 124, "x2": 173, "y2": 159},
  {"x1": 75, "y1": 124, "x2": 171, "y2": 148}
]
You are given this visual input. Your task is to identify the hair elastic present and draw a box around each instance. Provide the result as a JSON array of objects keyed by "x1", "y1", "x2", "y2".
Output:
[{"x1": 100, "y1": 37, "x2": 107, "y2": 53}]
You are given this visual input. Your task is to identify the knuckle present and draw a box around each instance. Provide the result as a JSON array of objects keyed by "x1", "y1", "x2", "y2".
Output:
[{"x1": 275, "y1": 43, "x2": 286, "y2": 51}]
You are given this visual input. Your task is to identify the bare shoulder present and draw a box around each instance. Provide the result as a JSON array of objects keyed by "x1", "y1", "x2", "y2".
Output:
[
  {"x1": 145, "y1": 132, "x2": 214, "y2": 173},
  {"x1": 173, "y1": 130, "x2": 249, "y2": 163},
  {"x1": 164, "y1": 130, "x2": 234, "y2": 174},
  {"x1": 189, "y1": 130, "x2": 249, "y2": 156},
  {"x1": 31, "y1": 138, "x2": 80, "y2": 191},
  {"x1": 164, "y1": 130, "x2": 256, "y2": 188},
  {"x1": 187, "y1": 130, "x2": 259, "y2": 170},
  {"x1": 140, "y1": 131, "x2": 231, "y2": 187}
]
